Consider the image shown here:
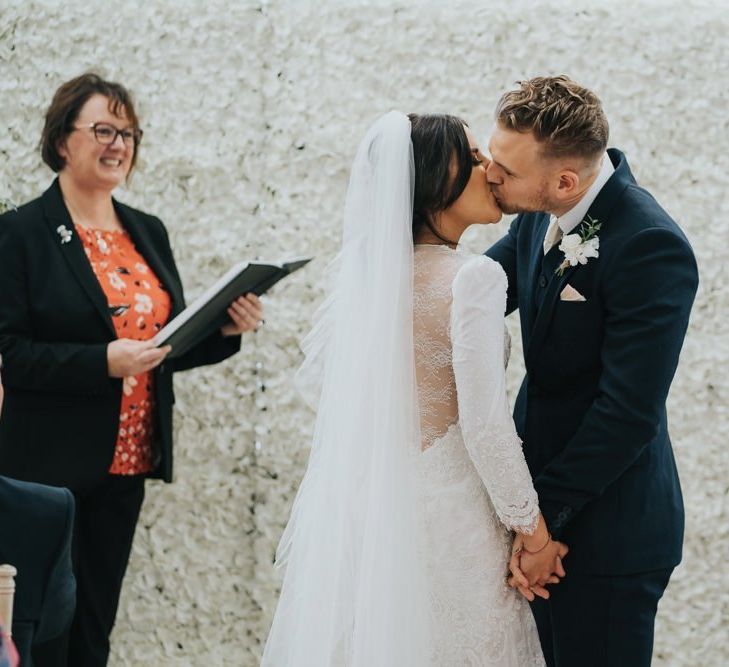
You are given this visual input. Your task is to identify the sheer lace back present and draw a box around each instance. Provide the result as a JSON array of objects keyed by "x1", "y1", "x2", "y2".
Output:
[
  {"x1": 414, "y1": 245, "x2": 511, "y2": 451},
  {"x1": 413, "y1": 245, "x2": 465, "y2": 450}
]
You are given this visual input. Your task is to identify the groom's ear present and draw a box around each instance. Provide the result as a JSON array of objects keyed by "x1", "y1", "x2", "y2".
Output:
[{"x1": 555, "y1": 169, "x2": 580, "y2": 199}]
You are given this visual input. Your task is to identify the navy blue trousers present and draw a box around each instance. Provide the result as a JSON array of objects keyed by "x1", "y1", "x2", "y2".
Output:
[{"x1": 530, "y1": 568, "x2": 673, "y2": 667}]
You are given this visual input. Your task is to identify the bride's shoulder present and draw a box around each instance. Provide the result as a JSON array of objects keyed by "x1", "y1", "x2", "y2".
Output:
[{"x1": 452, "y1": 254, "x2": 507, "y2": 294}]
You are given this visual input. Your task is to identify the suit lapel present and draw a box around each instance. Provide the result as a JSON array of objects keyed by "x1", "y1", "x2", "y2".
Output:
[
  {"x1": 41, "y1": 179, "x2": 185, "y2": 338},
  {"x1": 541, "y1": 241, "x2": 566, "y2": 278},
  {"x1": 526, "y1": 213, "x2": 551, "y2": 327},
  {"x1": 524, "y1": 149, "x2": 634, "y2": 370},
  {"x1": 113, "y1": 203, "x2": 185, "y2": 317},
  {"x1": 41, "y1": 180, "x2": 116, "y2": 337}
]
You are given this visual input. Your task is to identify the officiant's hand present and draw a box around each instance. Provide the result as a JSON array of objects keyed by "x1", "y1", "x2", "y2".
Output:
[
  {"x1": 107, "y1": 339, "x2": 172, "y2": 378},
  {"x1": 221, "y1": 293, "x2": 264, "y2": 337}
]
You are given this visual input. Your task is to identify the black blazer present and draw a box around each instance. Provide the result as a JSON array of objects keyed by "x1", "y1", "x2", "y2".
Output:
[
  {"x1": 0, "y1": 179, "x2": 241, "y2": 490},
  {"x1": 0, "y1": 475, "x2": 75, "y2": 665},
  {"x1": 487, "y1": 149, "x2": 699, "y2": 575}
]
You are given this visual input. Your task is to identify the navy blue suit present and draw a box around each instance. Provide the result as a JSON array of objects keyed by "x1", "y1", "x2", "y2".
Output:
[{"x1": 486, "y1": 149, "x2": 698, "y2": 665}]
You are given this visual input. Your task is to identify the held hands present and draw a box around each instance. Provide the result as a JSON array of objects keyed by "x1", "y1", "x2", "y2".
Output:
[
  {"x1": 107, "y1": 339, "x2": 171, "y2": 378},
  {"x1": 221, "y1": 293, "x2": 264, "y2": 337},
  {"x1": 508, "y1": 517, "x2": 569, "y2": 602}
]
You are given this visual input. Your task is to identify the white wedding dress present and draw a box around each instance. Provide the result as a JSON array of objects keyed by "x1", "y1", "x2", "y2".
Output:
[
  {"x1": 262, "y1": 112, "x2": 544, "y2": 667},
  {"x1": 414, "y1": 244, "x2": 545, "y2": 666}
]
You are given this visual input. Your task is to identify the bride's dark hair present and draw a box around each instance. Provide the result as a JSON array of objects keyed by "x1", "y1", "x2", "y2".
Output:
[{"x1": 408, "y1": 113, "x2": 473, "y2": 242}]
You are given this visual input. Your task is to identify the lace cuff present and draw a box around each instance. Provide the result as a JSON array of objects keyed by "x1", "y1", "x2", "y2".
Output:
[
  {"x1": 461, "y1": 419, "x2": 540, "y2": 534},
  {"x1": 451, "y1": 256, "x2": 540, "y2": 535}
]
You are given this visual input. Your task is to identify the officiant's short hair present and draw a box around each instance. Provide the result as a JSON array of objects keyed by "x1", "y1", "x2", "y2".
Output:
[
  {"x1": 496, "y1": 75, "x2": 608, "y2": 162},
  {"x1": 41, "y1": 72, "x2": 141, "y2": 175}
]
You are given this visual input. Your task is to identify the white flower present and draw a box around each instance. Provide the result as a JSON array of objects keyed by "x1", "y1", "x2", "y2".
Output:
[
  {"x1": 559, "y1": 233, "x2": 600, "y2": 267},
  {"x1": 108, "y1": 272, "x2": 127, "y2": 291},
  {"x1": 134, "y1": 293, "x2": 153, "y2": 313},
  {"x1": 123, "y1": 375, "x2": 138, "y2": 396},
  {"x1": 96, "y1": 235, "x2": 110, "y2": 254},
  {"x1": 56, "y1": 224, "x2": 73, "y2": 244}
]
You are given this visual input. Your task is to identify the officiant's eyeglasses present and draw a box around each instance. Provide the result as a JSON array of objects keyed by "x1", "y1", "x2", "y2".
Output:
[{"x1": 74, "y1": 122, "x2": 143, "y2": 147}]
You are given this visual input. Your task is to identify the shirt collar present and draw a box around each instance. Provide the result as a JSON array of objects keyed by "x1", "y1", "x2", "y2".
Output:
[{"x1": 555, "y1": 153, "x2": 614, "y2": 235}]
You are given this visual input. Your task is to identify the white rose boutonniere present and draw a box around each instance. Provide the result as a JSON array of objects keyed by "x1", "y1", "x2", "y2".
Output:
[{"x1": 556, "y1": 215, "x2": 601, "y2": 276}]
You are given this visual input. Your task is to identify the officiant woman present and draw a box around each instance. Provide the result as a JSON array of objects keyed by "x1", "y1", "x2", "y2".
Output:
[{"x1": 0, "y1": 72, "x2": 263, "y2": 667}]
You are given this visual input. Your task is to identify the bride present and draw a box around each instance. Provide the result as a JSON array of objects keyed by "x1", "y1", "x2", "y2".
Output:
[{"x1": 262, "y1": 111, "x2": 565, "y2": 665}]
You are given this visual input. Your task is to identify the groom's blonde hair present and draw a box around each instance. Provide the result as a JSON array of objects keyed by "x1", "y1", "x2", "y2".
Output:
[{"x1": 496, "y1": 75, "x2": 608, "y2": 162}]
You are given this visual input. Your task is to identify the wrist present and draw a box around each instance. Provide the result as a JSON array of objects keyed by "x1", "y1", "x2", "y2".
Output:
[
  {"x1": 521, "y1": 514, "x2": 549, "y2": 552},
  {"x1": 522, "y1": 531, "x2": 552, "y2": 555}
]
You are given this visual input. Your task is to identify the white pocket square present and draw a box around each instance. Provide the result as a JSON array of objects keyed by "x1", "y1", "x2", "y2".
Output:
[{"x1": 560, "y1": 284, "x2": 587, "y2": 302}]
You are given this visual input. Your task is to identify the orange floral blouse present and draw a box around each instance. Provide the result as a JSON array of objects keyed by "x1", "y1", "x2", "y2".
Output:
[{"x1": 79, "y1": 226, "x2": 172, "y2": 475}]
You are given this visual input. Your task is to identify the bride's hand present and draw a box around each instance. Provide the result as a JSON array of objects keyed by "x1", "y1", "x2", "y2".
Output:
[
  {"x1": 508, "y1": 560, "x2": 554, "y2": 601},
  {"x1": 508, "y1": 535, "x2": 549, "y2": 601},
  {"x1": 508, "y1": 565, "x2": 560, "y2": 601},
  {"x1": 508, "y1": 534, "x2": 564, "y2": 601},
  {"x1": 508, "y1": 534, "x2": 529, "y2": 588}
]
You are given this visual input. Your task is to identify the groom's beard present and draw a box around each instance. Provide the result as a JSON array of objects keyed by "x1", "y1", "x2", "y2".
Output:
[
  {"x1": 491, "y1": 182, "x2": 552, "y2": 215},
  {"x1": 495, "y1": 199, "x2": 541, "y2": 215}
]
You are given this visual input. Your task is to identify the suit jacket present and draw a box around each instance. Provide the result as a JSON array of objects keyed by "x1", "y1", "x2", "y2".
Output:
[
  {"x1": 0, "y1": 179, "x2": 241, "y2": 490},
  {"x1": 486, "y1": 149, "x2": 699, "y2": 575},
  {"x1": 0, "y1": 475, "x2": 75, "y2": 665}
]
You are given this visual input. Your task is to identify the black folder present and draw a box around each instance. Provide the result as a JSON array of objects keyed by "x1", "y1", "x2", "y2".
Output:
[{"x1": 153, "y1": 257, "x2": 312, "y2": 358}]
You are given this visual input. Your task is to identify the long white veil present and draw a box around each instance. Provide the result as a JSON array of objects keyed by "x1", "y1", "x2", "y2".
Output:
[{"x1": 261, "y1": 111, "x2": 432, "y2": 666}]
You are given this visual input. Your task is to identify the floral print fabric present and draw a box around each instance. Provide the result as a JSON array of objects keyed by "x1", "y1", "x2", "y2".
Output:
[{"x1": 78, "y1": 225, "x2": 172, "y2": 475}]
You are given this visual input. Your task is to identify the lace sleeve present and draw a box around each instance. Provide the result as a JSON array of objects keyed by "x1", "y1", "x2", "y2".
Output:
[{"x1": 450, "y1": 256, "x2": 539, "y2": 534}]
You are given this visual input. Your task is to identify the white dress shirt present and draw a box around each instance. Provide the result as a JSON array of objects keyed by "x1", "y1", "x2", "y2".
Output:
[{"x1": 543, "y1": 153, "x2": 615, "y2": 254}]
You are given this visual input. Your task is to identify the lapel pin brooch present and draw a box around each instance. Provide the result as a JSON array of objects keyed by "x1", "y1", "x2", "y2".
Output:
[{"x1": 56, "y1": 224, "x2": 73, "y2": 244}]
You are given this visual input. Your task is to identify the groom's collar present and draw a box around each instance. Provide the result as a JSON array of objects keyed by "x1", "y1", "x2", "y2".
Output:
[{"x1": 553, "y1": 152, "x2": 615, "y2": 235}]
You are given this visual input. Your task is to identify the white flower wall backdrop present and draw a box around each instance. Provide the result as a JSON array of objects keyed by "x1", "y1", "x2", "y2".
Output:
[{"x1": 1, "y1": 0, "x2": 727, "y2": 664}]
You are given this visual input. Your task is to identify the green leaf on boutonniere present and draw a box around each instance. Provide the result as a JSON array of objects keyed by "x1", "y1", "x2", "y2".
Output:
[{"x1": 578, "y1": 214, "x2": 602, "y2": 243}]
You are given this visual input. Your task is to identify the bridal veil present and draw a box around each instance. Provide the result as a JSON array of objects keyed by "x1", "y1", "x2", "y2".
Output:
[{"x1": 261, "y1": 111, "x2": 432, "y2": 666}]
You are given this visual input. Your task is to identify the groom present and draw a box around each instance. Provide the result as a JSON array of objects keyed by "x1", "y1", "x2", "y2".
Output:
[{"x1": 485, "y1": 76, "x2": 698, "y2": 666}]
